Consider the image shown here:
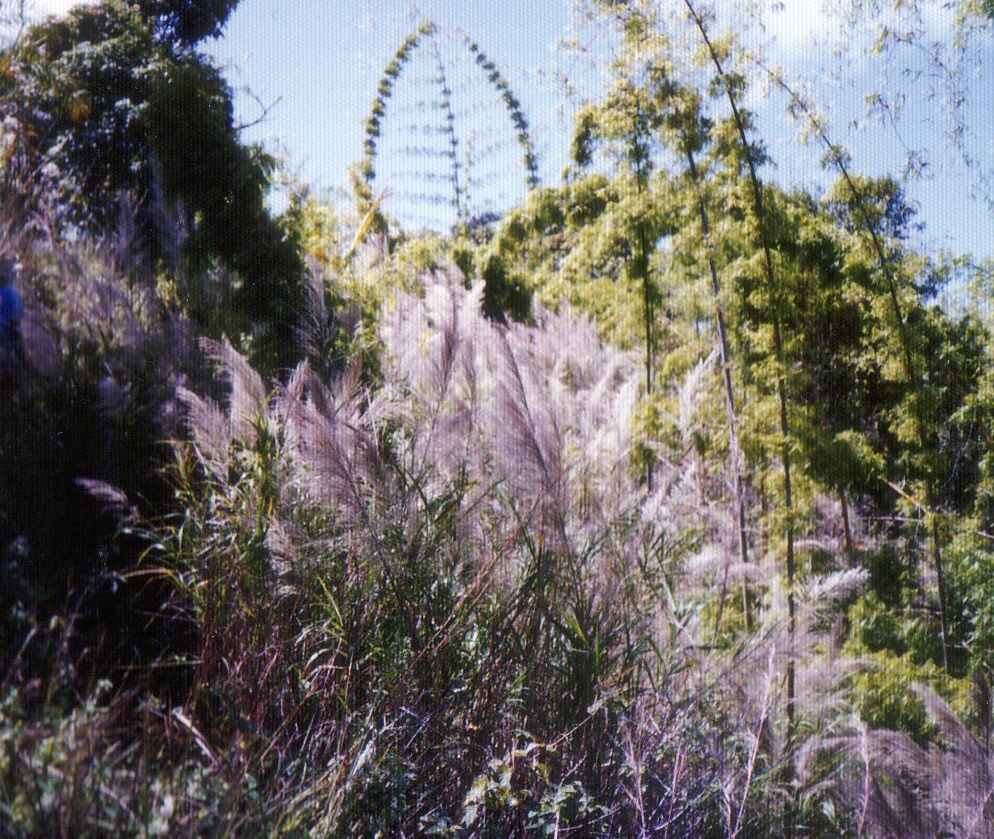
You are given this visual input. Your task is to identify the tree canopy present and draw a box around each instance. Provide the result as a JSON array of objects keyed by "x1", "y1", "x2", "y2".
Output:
[
  {"x1": 1, "y1": 0, "x2": 301, "y2": 368},
  {"x1": 137, "y1": 0, "x2": 240, "y2": 46}
]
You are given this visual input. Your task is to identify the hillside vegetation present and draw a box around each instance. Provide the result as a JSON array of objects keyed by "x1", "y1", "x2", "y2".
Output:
[{"x1": 2, "y1": 1, "x2": 994, "y2": 836}]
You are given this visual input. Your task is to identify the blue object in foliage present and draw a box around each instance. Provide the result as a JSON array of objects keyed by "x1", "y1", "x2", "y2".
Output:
[
  {"x1": 0, "y1": 285, "x2": 22, "y2": 326},
  {"x1": 0, "y1": 284, "x2": 23, "y2": 382}
]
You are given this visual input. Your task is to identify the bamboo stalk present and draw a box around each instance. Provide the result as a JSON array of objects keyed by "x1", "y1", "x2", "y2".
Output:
[
  {"x1": 687, "y1": 146, "x2": 752, "y2": 631},
  {"x1": 753, "y1": 56, "x2": 952, "y2": 673},
  {"x1": 682, "y1": 3, "x2": 797, "y2": 832}
]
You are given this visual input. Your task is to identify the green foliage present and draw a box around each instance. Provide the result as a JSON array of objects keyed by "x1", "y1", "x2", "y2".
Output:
[
  {"x1": 844, "y1": 591, "x2": 973, "y2": 739},
  {"x1": 848, "y1": 591, "x2": 907, "y2": 654},
  {"x1": 946, "y1": 528, "x2": 994, "y2": 661},
  {"x1": 475, "y1": 252, "x2": 532, "y2": 323},
  {"x1": 845, "y1": 648, "x2": 970, "y2": 742},
  {"x1": 0, "y1": 681, "x2": 271, "y2": 837},
  {"x1": 9, "y1": 3, "x2": 164, "y2": 230},
  {"x1": 148, "y1": 54, "x2": 302, "y2": 332},
  {"x1": 3, "y1": 1, "x2": 303, "y2": 370}
]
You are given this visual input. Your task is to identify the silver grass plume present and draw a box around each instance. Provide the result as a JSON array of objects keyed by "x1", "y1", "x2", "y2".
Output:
[
  {"x1": 276, "y1": 361, "x2": 382, "y2": 520},
  {"x1": 176, "y1": 339, "x2": 268, "y2": 482},
  {"x1": 373, "y1": 270, "x2": 654, "y2": 571},
  {"x1": 799, "y1": 685, "x2": 994, "y2": 839},
  {"x1": 176, "y1": 386, "x2": 230, "y2": 480},
  {"x1": 199, "y1": 338, "x2": 267, "y2": 443}
]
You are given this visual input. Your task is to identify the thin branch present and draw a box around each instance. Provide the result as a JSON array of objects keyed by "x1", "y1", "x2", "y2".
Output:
[{"x1": 235, "y1": 89, "x2": 283, "y2": 132}]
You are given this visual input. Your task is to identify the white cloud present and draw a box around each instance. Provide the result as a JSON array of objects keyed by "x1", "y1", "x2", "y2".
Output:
[
  {"x1": 761, "y1": 0, "x2": 836, "y2": 55},
  {"x1": 761, "y1": 0, "x2": 956, "y2": 59}
]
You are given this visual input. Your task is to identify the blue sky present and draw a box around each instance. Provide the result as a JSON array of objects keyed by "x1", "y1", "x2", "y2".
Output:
[
  {"x1": 204, "y1": 0, "x2": 581, "y2": 229},
  {"x1": 18, "y1": 0, "x2": 994, "y2": 260}
]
